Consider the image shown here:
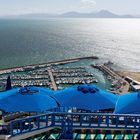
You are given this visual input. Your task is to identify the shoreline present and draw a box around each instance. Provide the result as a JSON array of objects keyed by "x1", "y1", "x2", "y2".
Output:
[{"x1": 116, "y1": 71, "x2": 140, "y2": 82}]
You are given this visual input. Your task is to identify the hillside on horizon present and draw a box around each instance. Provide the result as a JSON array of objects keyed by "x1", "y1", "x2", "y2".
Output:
[
  {"x1": 1, "y1": 10, "x2": 138, "y2": 19},
  {"x1": 60, "y1": 10, "x2": 135, "y2": 18}
]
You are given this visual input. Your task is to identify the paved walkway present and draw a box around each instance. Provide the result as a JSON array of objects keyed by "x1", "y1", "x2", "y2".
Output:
[{"x1": 48, "y1": 69, "x2": 57, "y2": 91}]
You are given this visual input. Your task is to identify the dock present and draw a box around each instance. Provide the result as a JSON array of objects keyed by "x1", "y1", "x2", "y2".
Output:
[
  {"x1": 48, "y1": 68, "x2": 58, "y2": 91},
  {"x1": 51, "y1": 66, "x2": 98, "y2": 89},
  {"x1": 92, "y1": 64, "x2": 120, "y2": 79},
  {"x1": 0, "y1": 56, "x2": 99, "y2": 74},
  {"x1": 91, "y1": 64, "x2": 130, "y2": 94}
]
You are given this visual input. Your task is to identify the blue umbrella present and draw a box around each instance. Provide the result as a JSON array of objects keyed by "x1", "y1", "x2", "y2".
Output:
[
  {"x1": 0, "y1": 86, "x2": 57, "y2": 112},
  {"x1": 114, "y1": 91, "x2": 140, "y2": 114},
  {"x1": 52, "y1": 84, "x2": 118, "y2": 112},
  {"x1": 0, "y1": 86, "x2": 54, "y2": 100}
]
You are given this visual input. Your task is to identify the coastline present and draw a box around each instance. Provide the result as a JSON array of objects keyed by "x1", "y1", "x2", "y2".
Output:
[{"x1": 116, "y1": 71, "x2": 140, "y2": 82}]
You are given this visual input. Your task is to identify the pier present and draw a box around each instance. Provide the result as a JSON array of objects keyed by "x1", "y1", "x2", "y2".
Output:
[
  {"x1": 52, "y1": 66, "x2": 98, "y2": 89},
  {"x1": 48, "y1": 68, "x2": 58, "y2": 91},
  {"x1": 0, "y1": 56, "x2": 98, "y2": 74},
  {"x1": 92, "y1": 64, "x2": 119, "y2": 79},
  {"x1": 91, "y1": 64, "x2": 130, "y2": 94}
]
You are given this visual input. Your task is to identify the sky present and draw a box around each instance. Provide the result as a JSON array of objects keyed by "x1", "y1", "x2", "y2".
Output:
[{"x1": 0, "y1": 0, "x2": 140, "y2": 16}]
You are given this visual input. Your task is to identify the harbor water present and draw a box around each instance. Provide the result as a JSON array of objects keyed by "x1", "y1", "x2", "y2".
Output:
[{"x1": 0, "y1": 18, "x2": 140, "y2": 71}]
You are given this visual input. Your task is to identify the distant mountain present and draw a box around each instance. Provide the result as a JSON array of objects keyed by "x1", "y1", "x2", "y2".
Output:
[
  {"x1": 19, "y1": 13, "x2": 58, "y2": 18},
  {"x1": 2, "y1": 13, "x2": 58, "y2": 19},
  {"x1": 1, "y1": 10, "x2": 136, "y2": 19},
  {"x1": 60, "y1": 11, "x2": 90, "y2": 18},
  {"x1": 60, "y1": 10, "x2": 134, "y2": 18}
]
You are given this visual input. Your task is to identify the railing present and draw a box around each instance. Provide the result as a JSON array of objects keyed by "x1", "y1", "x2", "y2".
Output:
[
  {"x1": 9, "y1": 113, "x2": 54, "y2": 136},
  {"x1": 1, "y1": 112, "x2": 140, "y2": 136},
  {"x1": 52, "y1": 112, "x2": 140, "y2": 130},
  {"x1": 0, "y1": 124, "x2": 10, "y2": 135}
]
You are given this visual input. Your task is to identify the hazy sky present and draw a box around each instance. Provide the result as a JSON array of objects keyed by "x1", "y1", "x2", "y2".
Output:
[{"x1": 0, "y1": 0, "x2": 140, "y2": 16}]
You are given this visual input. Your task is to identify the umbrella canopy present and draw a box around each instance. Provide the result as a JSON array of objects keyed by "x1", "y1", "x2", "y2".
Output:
[
  {"x1": 52, "y1": 84, "x2": 118, "y2": 112},
  {"x1": 0, "y1": 86, "x2": 57, "y2": 112},
  {"x1": 114, "y1": 91, "x2": 140, "y2": 114}
]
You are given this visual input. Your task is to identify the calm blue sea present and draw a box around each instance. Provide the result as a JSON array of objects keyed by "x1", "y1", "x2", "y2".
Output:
[{"x1": 0, "y1": 18, "x2": 140, "y2": 71}]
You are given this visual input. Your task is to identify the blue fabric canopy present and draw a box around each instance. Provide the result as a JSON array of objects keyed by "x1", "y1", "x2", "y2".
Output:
[
  {"x1": 0, "y1": 86, "x2": 54, "y2": 100},
  {"x1": 114, "y1": 91, "x2": 140, "y2": 114},
  {"x1": 52, "y1": 84, "x2": 118, "y2": 112},
  {"x1": 0, "y1": 86, "x2": 57, "y2": 112}
]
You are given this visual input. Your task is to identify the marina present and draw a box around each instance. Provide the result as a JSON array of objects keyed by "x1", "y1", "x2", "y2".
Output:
[
  {"x1": 0, "y1": 57, "x2": 130, "y2": 94},
  {"x1": 0, "y1": 56, "x2": 98, "y2": 74}
]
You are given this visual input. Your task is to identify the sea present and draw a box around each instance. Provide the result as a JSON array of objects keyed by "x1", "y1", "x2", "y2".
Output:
[{"x1": 0, "y1": 18, "x2": 140, "y2": 71}]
